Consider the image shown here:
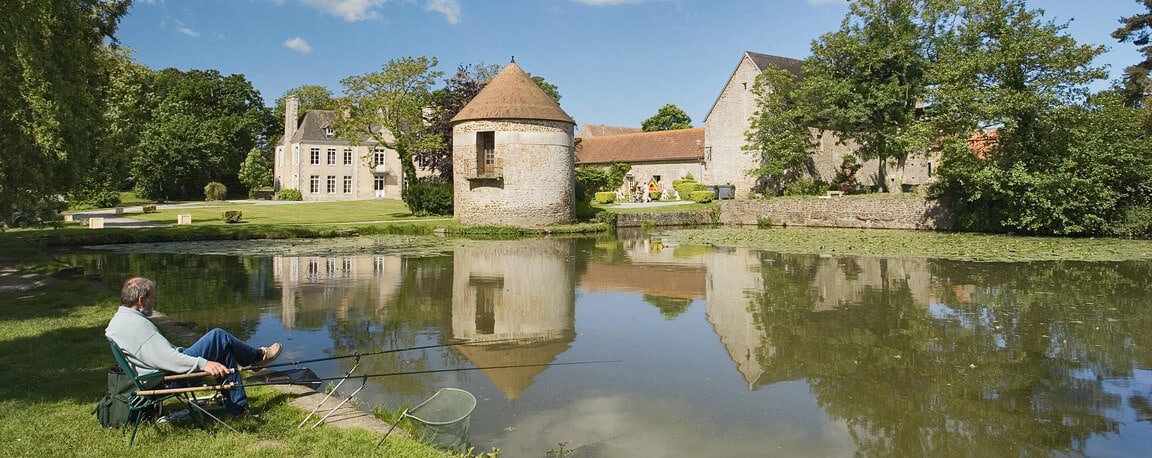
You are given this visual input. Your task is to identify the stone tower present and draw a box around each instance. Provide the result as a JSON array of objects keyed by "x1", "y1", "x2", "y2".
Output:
[{"x1": 451, "y1": 61, "x2": 576, "y2": 226}]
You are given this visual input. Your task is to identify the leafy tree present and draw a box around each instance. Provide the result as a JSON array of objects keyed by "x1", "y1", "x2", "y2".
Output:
[
  {"x1": 530, "y1": 74, "x2": 562, "y2": 105},
  {"x1": 238, "y1": 147, "x2": 273, "y2": 197},
  {"x1": 271, "y1": 85, "x2": 338, "y2": 143},
  {"x1": 423, "y1": 63, "x2": 501, "y2": 179},
  {"x1": 641, "y1": 104, "x2": 693, "y2": 131},
  {"x1": 744, "y1": 67, "x2": 817, "y2": 195},
  {"x1": 130, "y1": 69, "x2": 271, "y2": 200},
  {"x1": 928, "y1": 0, "x2": 1108, "y2": 235},
  {"x1": 0, "y1": 0, "x2": 130, "y2": 225},
  {"x1": 1112, "y1": 0, "x2": 1152, "y2": 107},
  {"x1": 336, "y1": 56, "x2": 444, "y2": 208},
  {"x1": 800, "y1": 0, "x2": 936, "y2": 192}
]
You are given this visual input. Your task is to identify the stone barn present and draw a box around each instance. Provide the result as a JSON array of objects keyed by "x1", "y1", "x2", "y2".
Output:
[{"x1": 451, "y1": 60, "x2": 576, "y2": 226}]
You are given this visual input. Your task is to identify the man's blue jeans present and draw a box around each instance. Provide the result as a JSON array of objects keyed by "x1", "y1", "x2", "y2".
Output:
[{"x1": 181, "y1": 328, "x2": 262, "y2": 414}]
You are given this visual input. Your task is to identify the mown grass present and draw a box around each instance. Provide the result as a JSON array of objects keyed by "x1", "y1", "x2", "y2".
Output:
[
  {"x1": 113, "y1": 200, "x2": 439, "y2": 226},
  {"x1": 0, "y1": 278, "x2": 451, "y2": 457},
  {"x1": 665, "y1": 227, "x2": 1152, "y2": 262}
]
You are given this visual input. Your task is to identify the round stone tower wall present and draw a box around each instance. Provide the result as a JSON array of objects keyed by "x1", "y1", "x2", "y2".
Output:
[{"x1": 453, "y1": 119, "x2": 575, "y2": 226}]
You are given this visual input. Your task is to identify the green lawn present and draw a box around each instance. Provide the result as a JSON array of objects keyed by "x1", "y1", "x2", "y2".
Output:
[
  {"x1": 123, "y1": 200, "x2": 441, "y2": 226},
  {"x1": 0, "y1": 278, "x2": 457, "y2": 457}
]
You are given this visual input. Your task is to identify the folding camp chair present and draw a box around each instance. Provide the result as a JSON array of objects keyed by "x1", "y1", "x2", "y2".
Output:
[{"x1": 107, "y1": 338, "x2": 238, "y2": 445}]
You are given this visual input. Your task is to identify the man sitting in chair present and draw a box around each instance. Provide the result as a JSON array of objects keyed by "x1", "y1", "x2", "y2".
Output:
[{"x1": 105, "y1": 277, "x2": 281, "y2": 416}]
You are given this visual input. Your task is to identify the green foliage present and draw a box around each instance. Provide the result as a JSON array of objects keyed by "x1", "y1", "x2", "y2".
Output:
[
  {"x1": 1112, "y1": 205, "x2": 1152, "y2": 238},
  {"x1": 68, "y1": 188, "x2": 121, "y2": 209},
  {"x1": 204, "y1": 182, "x2": 228, "y2": 201},
  {"x1": 337, "y1": 56, "x2": 444, "y2": 203},
  {"x1": 643, "y1": 295, "x2": 693, "y2": 319},
  {"x1": 272, "y1": 85, "x2": 337, "y2": 142},
  {"x1": 529, "y1": 74, "x2": 562, "y2": 105},
  {"x1": 131, "y1": 69, "x2": 271, "y2": 201},
  {"x1": 757, "y1": 216, "x2": 773, "y2": 228},
  {"x1": 277, "y1": 189, "x2": 303, "y2": 201},
  {"x1": 782, "y1": 177, "x2": 829, "y2": 196},
  {"x1": 403, "y1": 176, "x2": 453, "y2": 216},
  {"x1": 1112, "y1": 2, "x2": 1152, "y2": 107},
  {"x1": 832, "y1": 155, "x2": 864, "y2": 194},
  {"x1": 673, "y1": 178, "x2": 706, "y2": 202},
  {"x1": 594, "y1": 210, "x2": 617, "y2": 227},
  {"x1": 641, "y1": 104, "x2": 693, "y2": 131},
  {"x1": 221, "y1": 210, "x2": 243, "y2": 223},
  {"x1": 238, "y1": 148, "x2": 273, "y2": 196},
  {"x1": 743, "y1": 67, "x2": 815, "y2": 195},
  {"x1": 425, "y1": 62, "x2": 501, "y2": 179},
  {"x1": 0, "y1": 0, "x2": 130, "y2": 227},
  {"x1": 689, "y1": 190, "x2": 715, "y2": 203},
  {"x1": 594, "y1": 192, "x2": 616, "y2": 204}
]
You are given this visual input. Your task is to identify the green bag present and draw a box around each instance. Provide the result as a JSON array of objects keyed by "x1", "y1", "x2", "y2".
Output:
[{"x1": 94, "y1": 366, "x2": 135, "y2": 428}]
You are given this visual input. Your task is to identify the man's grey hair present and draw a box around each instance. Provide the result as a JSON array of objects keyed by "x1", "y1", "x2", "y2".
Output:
[{"x1": 120, "y1": 277, "x2": 156, "y2": 308}]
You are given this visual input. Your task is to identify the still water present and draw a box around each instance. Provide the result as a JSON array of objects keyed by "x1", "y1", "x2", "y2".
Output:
[{"x1": 71, "y1": 234, "x2": 1152, "y2": 457}]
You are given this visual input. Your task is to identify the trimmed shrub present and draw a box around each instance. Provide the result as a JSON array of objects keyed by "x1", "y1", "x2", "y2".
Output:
[
  {"x1": 221, "y1": 210, "x2": 242, "y2": 223},
  {"x1": 277, "y1": 189, "x2": 303, "y2": 201},
  {"x1": 689, "y1": 190, "x2": 715, "y2": 203},
  {"x1": 142, "y1": 204, "x2": 158, "y2": 213},
  {"x1": 404, "y1": 177, "x2": 453, "y2": 216},
  {"x1": 594, "y1": 192, "x2": 616, "y2": 204},
  {"x1": 650, "y1": 191, "x2": 662, "y2": 201},
  {"x1": 69, "y1": 189, "x2": 121, "y2": 209},
  {"x1": 674, "y1": 181, "x2": 707, "y2": 201},
  {"x1": 204, "y1": 182, "x2": 228, "y2": 201}
]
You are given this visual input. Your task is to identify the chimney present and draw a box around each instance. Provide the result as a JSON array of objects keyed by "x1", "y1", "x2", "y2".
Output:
[{"x1": 284, "y1": 95, "x2": 299, "y2": 145}]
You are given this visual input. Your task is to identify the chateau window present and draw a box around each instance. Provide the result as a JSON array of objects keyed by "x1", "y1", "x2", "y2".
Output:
[
  {"x1": 343, "y1": 176, "x2": 352, "y2": 194},
  {"x1": 373, "y1": 147, "x2": 387, "y2": 166},
  {"x1": 343, "y1": 148, "x2": 353, "y2": 165},
  {"x1": 309, "y1": 175, "x2": 319, "y2": 193},
  {"x1": 327, "y1": 148, "x2": 336, "y2": 165},
  {"x1": 323, "y1": 126, "x2": 335, "y2": 138},
  {"x1": 326, "y1": 176, "x2": 336, "y2": 193},
  {"x1": 476, "y1": 131, "x2": 494, "y2": 175},
  {"x1": 310, "y1": 148, "x2": 320, "y2": 165},
  {"x1": 374, "y1": 176, "x2": 385, "y2": 191}
]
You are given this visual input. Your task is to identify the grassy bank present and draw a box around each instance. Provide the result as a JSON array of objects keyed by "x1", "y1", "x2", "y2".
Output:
[
  {"x1": 0, "y1": 277, "x2": 452, "y2": 457},
  {"x1": 665, "y1": 227, "x2": 1152, "y2": 262}
]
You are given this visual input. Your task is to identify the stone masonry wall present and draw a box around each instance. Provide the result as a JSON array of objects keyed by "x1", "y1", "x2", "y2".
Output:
[{"x1": 718, "y1": 196, "x2": 954, "y2": 230}]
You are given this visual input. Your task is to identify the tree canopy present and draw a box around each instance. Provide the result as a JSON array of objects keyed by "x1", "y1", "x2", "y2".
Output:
[
  {"x1": 0, "y1": 0, "x2": 130, "y2": 226},
  {"x1": 423, "y1": 63, "x2": 501, "y2": 179},
  {"x1": 335, "y1": 56, "x2": 444, "y2": 195},
  {"x1": 641, "y1": 104, "x2": 693, "y2": 132},
  {"x1": 1112, "y1": 0, "x2": 1152, "y2": 107},
  {"x1": 130, "y1": 69, "x2": 270, "y2": 200}
]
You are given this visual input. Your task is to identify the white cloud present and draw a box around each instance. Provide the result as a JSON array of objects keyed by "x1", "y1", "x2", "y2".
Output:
[
  {"x1": 300, "y1": 0, "x2": 387, "y2": 22},
  {"x1": 284, "y1": 37, "x2": 313, "y2": 54},
  {"x1": 426, "y1": 0, "x2": 460, "y2": 24},
  {"x1": 177, "y1": 23, "x2": 200, "y2": 37}
]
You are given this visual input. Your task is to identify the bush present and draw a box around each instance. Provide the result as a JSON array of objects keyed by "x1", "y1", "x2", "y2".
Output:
[
  {"x1": 594, "y1": 210, "x2": 617, "y2": 227},
  {"x1": 142, "y1": 204, "x2": 157, "y2": 213},
  {"x1": 1111, "y1": 205, "x2": 1152, "y2": 238},
  {"x1": 650, "y1": 190, "x2": 662, "y2": 201},
  {"x1": 674, "y1": 180, "x2": 707, "y2": 201},
  {"x1": 782, "y1": 177, "x2": 829, "y2": 196},
  {"x1": 221, "y1": 210, "x2": 242, "y2": 223},
  {"x1": 575, "y1": 200, "x2": 596, "y2": 220},
  {"x1": 277, "y1": 189, "x2": 303, "y2": 201},
  {"x1": 757, "y1": 216, "x2": 772, "y2": 228},
  {"x1": 689, "y1": 190, "x2": 715, "y2": 203},
  {"x1": 69, "y1": 189, "x2": 121, "y2": 209},
  {"x1": 404, "y1": 177, "x2": 453, "y2": 216},
  {"x1": 204, "y1": 182, "x2": 228, "y2": 201},
  {"x1": 594, "y1": 192, "x2": 616, "y2": 204}
]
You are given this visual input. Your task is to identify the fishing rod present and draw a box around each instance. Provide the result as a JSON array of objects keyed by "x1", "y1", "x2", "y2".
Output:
[
  {"x1": 255, "y1": 337, "x2": 533, "y2": 370},
  {"x1": 135, "y1": 360, "x2": 622, "y2": 396}
]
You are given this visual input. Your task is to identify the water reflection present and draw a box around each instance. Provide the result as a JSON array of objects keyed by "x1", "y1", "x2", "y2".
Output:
[{"x1": 69, "y1": 235, "x2": 1152, "y2": 457}]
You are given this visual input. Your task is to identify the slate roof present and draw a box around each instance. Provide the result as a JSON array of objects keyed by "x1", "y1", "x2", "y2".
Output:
[
  {"x1": 576, "y1": 124, "x2": 643, "y2": 138},
  {"x1": 290, "y1": 110, "x2": 338, "y2": 143},
  {"x1": 746, "y1": 51, "x2": 804, "y2": 77},
  {"x1": 574, "y1": 128, "x2": 704, "y2": 165},
  {"x1": 452, "y1": 61, "x2": 574, "y2": 124}
]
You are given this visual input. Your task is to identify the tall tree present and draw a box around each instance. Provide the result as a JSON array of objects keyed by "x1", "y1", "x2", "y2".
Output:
[
  {"x1": 801, "y1": 0, "x2": 937, "y2": 192},
  {"x1": 238, "y1": 147, "x2": 273, "y2": 197},
  {"x1": 928, "y1": 0, "x2": 1108, "y2": 235},
  {"x1": 335, "y1": 56, "x2": 444, "y2": 195},
  {"x1": 744, "y1": 67, "x2": 816, "y2": 195},
  {"x1": 131, "y1": 69, "x2": 271, "y2": 200},
  {"x1": 1112, "y1": 0, "x2": 1152, "y2": 107},
  {"x1": 0, "y1": 0, "x2": 130, "y2": 225},
  {"x1": 641, "y1": 104, "x2": 693, "y2": 131},
  {"x1": 423, "y1": 62, "x2": 501, "y2": 179}
]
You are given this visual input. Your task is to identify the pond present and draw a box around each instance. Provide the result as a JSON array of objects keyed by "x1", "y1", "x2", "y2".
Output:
[{"x1": 70, "y1": 233, "x2": 1152, "y2": 457}]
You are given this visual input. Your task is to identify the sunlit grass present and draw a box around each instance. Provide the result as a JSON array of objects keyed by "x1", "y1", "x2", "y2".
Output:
[{"x1": 123, "y1": 200, "x2": 436, "y2": 226}]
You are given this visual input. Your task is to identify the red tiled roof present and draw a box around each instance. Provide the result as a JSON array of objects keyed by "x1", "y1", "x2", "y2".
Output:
[{"x1": 574, "y1": 128, "x2": 704, "y2": 165}]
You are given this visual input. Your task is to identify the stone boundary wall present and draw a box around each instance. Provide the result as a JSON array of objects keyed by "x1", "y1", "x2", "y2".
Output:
[
  {"x1": 616, "y1": 210, "x2": 717, "y2": 227},
  {"x1": 718, "y1": 196, "x2": 954, "y2": 230}
]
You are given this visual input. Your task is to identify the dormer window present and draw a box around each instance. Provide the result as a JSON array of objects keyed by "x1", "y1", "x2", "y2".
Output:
[{"x1": 323, "y1": 126, "x2": 335, "y2": 138}]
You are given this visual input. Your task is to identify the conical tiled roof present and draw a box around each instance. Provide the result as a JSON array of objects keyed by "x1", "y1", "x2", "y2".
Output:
[{"x1": 451, "y1": 61, "x2": 574, "y2": 124}]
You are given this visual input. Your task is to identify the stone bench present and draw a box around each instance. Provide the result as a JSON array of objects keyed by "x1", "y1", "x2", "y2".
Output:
[{"x1": 820, "y1": 191, "x2": 845, "y2": 199}]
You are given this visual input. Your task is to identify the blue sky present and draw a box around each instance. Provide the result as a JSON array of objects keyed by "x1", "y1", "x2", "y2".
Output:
[{"x1": 118, "y1": 0, "x2": 1144, "y2": 128}]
